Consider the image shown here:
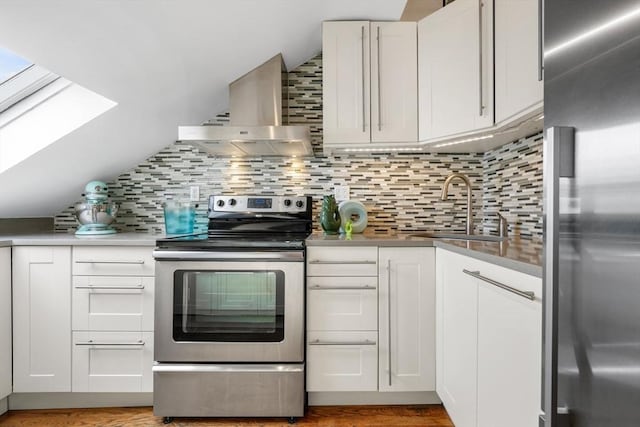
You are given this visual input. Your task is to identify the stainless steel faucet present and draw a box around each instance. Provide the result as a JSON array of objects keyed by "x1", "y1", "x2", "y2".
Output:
[{"x1": 441, "y1": 173, "x2": 474, "y2": 235}]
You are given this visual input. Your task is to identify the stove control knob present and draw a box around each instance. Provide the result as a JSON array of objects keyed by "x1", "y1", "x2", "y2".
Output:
[
  {"x1": 295, "y1": 200, "x2": 304, "y2": 208},
  {"x1": 283, "y1": 199, "x2": 292, "y2": 207},
  {"x1": 216, "y1": 199, "x2": 225, "y2": 207},
  {"x1": 228, "y1": 198, "x2": 237, "y2": 206}
]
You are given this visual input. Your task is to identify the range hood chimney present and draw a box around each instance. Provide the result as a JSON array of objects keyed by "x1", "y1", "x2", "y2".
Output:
[{"x1": 178, "y1": 54, "x2": 313, "y2": 157}]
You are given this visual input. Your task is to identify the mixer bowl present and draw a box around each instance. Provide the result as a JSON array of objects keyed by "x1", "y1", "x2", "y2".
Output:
[{"x1": 74, "y1": 202, "x2": 119, "y2": 226}]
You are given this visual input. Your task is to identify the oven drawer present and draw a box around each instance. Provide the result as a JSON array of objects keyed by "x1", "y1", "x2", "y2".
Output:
[
  {"x1": 153, "y1": 363, "x2": 304, "y2": 417},
  {"x1": 307, "y1": 276, "x2": 378, "y2": 331},
  {"x1": 307, "y1": 331, "x2": 378, "y2": 392},
  {"x1": 73, "y1": 247, "x2": 154, "y2": 276},
  {"x1": 72, "y1": 331, "x2": 153, "y2": 392},
  {"x1": 307, "y1": 247, "x2": 378, "y2": 276},
  {"x1": 72, "y1": 276, "x2": 154, "y2": 331}
]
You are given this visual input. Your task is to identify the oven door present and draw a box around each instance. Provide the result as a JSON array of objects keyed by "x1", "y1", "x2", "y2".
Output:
[{"x1": 154, "y1": 251, "x2": 304, "y2": 363}]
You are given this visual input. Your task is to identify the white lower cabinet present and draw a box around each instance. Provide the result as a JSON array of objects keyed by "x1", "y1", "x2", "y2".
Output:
[
  {"x1": 0, "y1": 247, "x2": 12, "y2": 400},
  {"x1": 72, "y1": 331, "x2": 153, "y2": 392},
  {"x1": 306, "y1": 245, "x2": 436, "y2": 397},
  {"x1": 307, "y1": 331, "x2": 378, "y2": 392},
  {"x1": 13, "y1": 246, "x2": 72, "y2": 393},
  {"x1": 379, "y1": 247, "x2": 435, "y2": 392},
  {"x1": 436, "y1": 248, "x2": 542, "y2": 427}
]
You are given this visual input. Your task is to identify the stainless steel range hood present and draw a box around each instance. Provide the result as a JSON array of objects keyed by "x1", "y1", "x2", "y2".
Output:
[{"x1": 179, "y1": 54, "x2": 313, "y2": 157}]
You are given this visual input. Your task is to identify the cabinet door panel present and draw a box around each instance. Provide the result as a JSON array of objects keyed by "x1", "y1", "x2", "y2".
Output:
[
  {"x1": 379, "y1": 247, "x2": 435, "y2": 392},
  {"x1": 435, "y1": 249, "x2": 480, "y2": 427},
  {"x1": 72, "y1": 331, "x2": 153, "y2": 392},
  {"x1": 13, "y1": 246, "x2": 71, "y2": 392},
  {"x1": 371, "y1": 22, "x2": 417, "y2": 143},
  {"x1": 494, "y1": 0, "x2": 543, "y2": 123},
  {"x1": 0, "y1": 248, "x2": 11, "y2": 400},
  {"x1": 72, "y1": 276, "x2": 154, "y2": 331},
  {"x1": 307, "y1": 276, "x2": 377, "y2": 331},
  {"x1": 419, "y1": 0, "x2": 493, "y2": 140},
  {"x1": 475, "y1": 263, "x2": 542, "y2": 427},
  {"x1": 307, "y1": 331, "x2": 378, "y2": 392},
  {"x1": 323, "y1": 21, "x2": 370, "y2": 144}
]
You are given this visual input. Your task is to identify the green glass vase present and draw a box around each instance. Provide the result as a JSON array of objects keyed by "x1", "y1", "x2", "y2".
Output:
[{"x1": 320, "y1": 195, "x2": 341, "y2": 235}]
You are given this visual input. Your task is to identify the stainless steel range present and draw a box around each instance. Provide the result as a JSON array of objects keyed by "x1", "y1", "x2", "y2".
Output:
[{"x1": 152, "y1": 195, "x2": 312, "y2": 424}]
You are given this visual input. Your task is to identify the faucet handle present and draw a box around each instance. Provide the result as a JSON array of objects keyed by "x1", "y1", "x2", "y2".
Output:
[{"x1": 497, "y1": 213, "x2": 508, "y2": 238}]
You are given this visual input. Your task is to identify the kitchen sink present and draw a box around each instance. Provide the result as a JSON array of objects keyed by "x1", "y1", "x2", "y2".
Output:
[{"x1": 408, "y1": 233, "x2": 506, "y2": 242}]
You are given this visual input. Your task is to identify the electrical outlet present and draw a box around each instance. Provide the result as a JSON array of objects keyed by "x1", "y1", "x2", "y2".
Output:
[
  {"x1": 334, "y1": 185, "x2": 350, "y2": 202},
  {"x1": 189, "y1": 186, "x2": 200, "y2": 201}
]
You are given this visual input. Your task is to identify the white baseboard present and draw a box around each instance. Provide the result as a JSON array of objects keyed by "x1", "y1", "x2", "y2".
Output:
[
  {"x1": 8, "y1": 393, "x2": 153, "y2": 410},
  {"x1": 0, "y1": 397, "x2": 8, "y2": 415},
  {"x1": 308, "y1": 391, "x2": 441, "y2": 406}
]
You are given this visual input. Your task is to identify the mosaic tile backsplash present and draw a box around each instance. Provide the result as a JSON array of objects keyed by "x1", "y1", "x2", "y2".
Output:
[{"x1": 55, "y1": 54, "x2": 543, "y2": 239}]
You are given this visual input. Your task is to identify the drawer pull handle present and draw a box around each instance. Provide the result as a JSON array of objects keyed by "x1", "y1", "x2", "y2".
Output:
[
  {"x1": 74, "y1": 285, "x2": 145, "y2": 290},
  {"x1": 75, "y1": 340, "x2": 145, "y2": 346},
  {"x1": 462, "y1": 269, "x2": 535, "y2": 301},
  {"x1": 309, "y1": 285, "x2": 375, "y2": 290},
  {"x1": 309, "y1": 260, "x2": 377, "y2": 265},
  {"x1": 309, "y1": 339, "x2": 376, "y2": 346},
  {"x1": 76, "y1": 260, "x2": 145, "y2": 265}
]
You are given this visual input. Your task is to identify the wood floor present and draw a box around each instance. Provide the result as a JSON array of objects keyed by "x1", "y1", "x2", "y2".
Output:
[{"x1": 0, "y1": 405, "x2": 453, "y2": 426}]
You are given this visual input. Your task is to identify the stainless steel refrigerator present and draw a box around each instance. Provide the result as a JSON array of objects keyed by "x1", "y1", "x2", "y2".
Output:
[{"x1": 542, "y1": 1, "x2": 640, "y2": 426}]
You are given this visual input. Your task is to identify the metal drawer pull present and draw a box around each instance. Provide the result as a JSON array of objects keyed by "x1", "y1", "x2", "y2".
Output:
[
  {"x1": 75, "y1": 340, "x2": 145, "y2": 346},
  {"x1": 309, "y1": 285, "x2": 375, "y2": 290},
  {"x1": 309, "y1": 339, "x2": 376, "y2": 346},
  {"x1": 309, "y1": 260, "x2": 377, "y2": 265},
  {"x1": 74, "y1": 285, "x2": 145, "y2": 290},
  {"x1": 75, "y1": 259, "x2": 145, "y2": 265},
  {"x1": 462, "y1": 269, "x2": 535, "y2": 300}
]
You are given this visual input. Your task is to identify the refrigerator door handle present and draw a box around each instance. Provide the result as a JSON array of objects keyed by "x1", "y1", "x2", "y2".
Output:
[{"x1": 541, "y1": 126, "x2": 575, "y2": 427}]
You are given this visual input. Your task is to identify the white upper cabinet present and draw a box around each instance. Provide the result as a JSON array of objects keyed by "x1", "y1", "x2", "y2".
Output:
[
  {"x1": 494, "y1": 0, "x2": 543, "y2": 124},
  {"x1": 323, "y1": 21, "x2": 417, "y2": 148},
  {"x1": 419, "y1": 0, "x2": 494, "y2": 141},
  {"x1": 322, "y1": 21, "x2": 371, "y2": 145},
  {"x1": 370, "y1": 22, "x2": 418, "y2": 143}
]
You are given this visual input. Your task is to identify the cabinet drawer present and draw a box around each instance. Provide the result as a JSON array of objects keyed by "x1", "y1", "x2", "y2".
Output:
[
  {"x1": 307, "y1": 247, "x2": 378, "y2": 276},
  {"x1": 72, "y1": 331, "x2": 153, "y2": 392},
  {"x1": 307, "y1": 277, "x2": 377, "y2": 331},
  {"x1": 72, "y1": 276, "x2": 154, "y2": 331},
  {"x1": 307, "y1": 331, "x2": 378, "y2": 392},
  {"x1": 73, "y1": 246, "x2": 154, "y2": 276}
]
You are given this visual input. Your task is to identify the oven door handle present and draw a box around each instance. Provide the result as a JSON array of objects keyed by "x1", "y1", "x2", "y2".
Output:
[
  {"x1": 153, "y1": 250, "x2": 304, "y2": 262},
  {"x1": 152, "y1": 363, "x2": 304, "y2": 373}
]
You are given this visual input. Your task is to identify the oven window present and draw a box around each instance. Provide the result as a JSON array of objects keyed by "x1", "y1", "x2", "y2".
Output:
[{"x1": 173, "y1": 270, "x2": 284, "y2": 342}]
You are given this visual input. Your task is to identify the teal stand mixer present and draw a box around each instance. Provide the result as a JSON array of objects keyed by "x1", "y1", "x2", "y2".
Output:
[{"x1": 74, "y1": 180, "x2": 119, "y2": 235}]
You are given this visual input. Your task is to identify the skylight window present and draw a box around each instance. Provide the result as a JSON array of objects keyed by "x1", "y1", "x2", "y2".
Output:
[
  {"x1": 0, "y1": 46, "x2": 59, "y2": 114},
  {"x1": 0, "y1": 46, "x2": 32, "y2": 84}
]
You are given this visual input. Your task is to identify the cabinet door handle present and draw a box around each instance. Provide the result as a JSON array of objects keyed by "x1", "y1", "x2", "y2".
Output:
[
  {"x1": 75, "y1": 259, "x2": 145, "y2": 265},
  {"x1": 75, "y1": 340, "x2": 145, "y2": 346},
  {"x1": 309, "y1": 339, "x2": 376, "y2": 346},
  {"x1": 538, "y1": 0, "x2": 543, "y2": 81},
  {"x1": 462, "y1": 269, "x2": 535, "y2": 300},
  {"x1": 361, "y1": 24, "x2": 366, "y2": 133},
  {"x1": 377, "y1": 25, "x2": 382, "y2": 132},
  {"x1": 308, "y1": 260, "x2": 377, "y2": 265},
  {"x1": 387, "y1": 258, "x2": 392, "y2": 387},
  {"x1": 478, "y1": 0, "x2": 484, "y2": 116},
  {"x1": 309, "y1": 285, "x2": 375, "y2": 290},
  {"x1": 74, "y1": 285, "x2": 145, "y2": 290}
]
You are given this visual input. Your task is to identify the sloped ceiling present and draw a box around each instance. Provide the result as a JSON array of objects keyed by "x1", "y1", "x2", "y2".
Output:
[{"x1": 0, "y1": 0, "x2": 405, "y2": 218}]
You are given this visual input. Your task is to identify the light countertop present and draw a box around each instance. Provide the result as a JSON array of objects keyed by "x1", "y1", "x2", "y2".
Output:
[
  {"x1": 306, "y1": 232, "x2": 542, "y2": 278},
  {"x1": 0, "y1": 232, "x2": 159, "y2": 246}
]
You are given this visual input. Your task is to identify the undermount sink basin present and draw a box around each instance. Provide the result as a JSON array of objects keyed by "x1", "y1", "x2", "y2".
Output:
[{"x1": 409, "y1": 233, "x2": 506, "y2": 242}]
